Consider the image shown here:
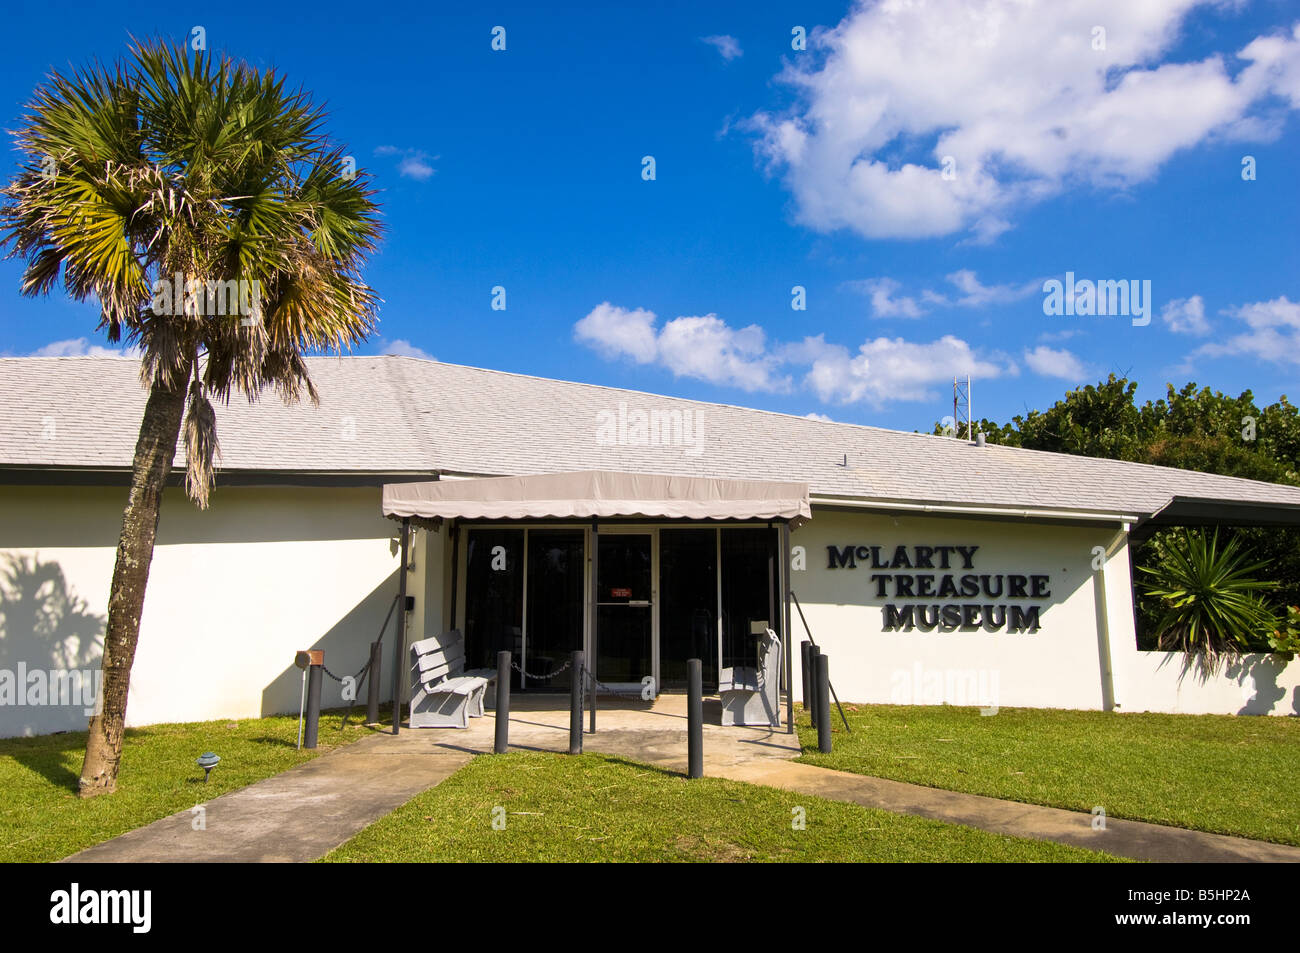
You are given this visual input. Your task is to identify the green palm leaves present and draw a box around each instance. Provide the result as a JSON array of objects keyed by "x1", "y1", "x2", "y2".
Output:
[
  {"x1": 1138, "y1": 530, "x2": 1280, "y2": 671},
  {"x1": 1, "y1": 38, "x2": 382, "y2": 506}
]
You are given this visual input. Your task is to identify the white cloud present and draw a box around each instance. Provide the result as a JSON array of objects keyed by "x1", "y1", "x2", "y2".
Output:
[
  {"x1": 576, "y1": 303, "x2": 1012, "y2": 406},
  {"x1": 921, "y1": 269, "x2": 1040, "y2": 308},
  {"x1": 375, "y1": 146, "x2": 437, "y2": 180},
  {"x1": 1023, "y1": 345, "x2": 1089, "y2": 380},
  {"x1": 574, "y1": 302, "x2": 660, "y2": 364},
  {"x1": 798, "y1": 333, "x2": 1011, "y2": 407},
  {"x1": 574, "y1": 303, "x2": 788, "y2": 391},
  {"x1": 382, "y1": 339, "x2": 436, "y2": 360},
  {"x1": 804, "y1": 412, "x2": 834, "y2": 422},
  {"x1": 1191, "y1": 295, "x2": 1300, "y2": 364},
  {"x1": 701, "y1": 35, "x2": 743, "y2": 61},
  {"x1": 846, "y1": 277, "x2": 926, "y2": 318},
  {"x1": 750, "y1": 3, "x2": 1300, "y2": 241},
  {"x1": 656, "y1": 314, "x2": 787, "y2": 392},
  {"x1": 1161, "y1": 295, "x2": 1210, "y2": 335},
  {"x1": 398, "y1": 156, "x2": 435, "y2": 180},
  {"x1": 31, "y1": 338, "x2": 138, "y2": 358},
  {"x1": 851, "y1": 269, "x2": 1037, "y2": 317}
]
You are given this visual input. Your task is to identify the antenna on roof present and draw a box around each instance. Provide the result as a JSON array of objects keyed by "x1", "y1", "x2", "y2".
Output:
[{"x1": 953, "y1": 375, "x2": 971, "y2": 441}]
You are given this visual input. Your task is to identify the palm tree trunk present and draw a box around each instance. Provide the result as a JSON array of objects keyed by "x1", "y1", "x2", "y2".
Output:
[{"x1": 79, "y1": 359, "x2": 193, "y2": 796}]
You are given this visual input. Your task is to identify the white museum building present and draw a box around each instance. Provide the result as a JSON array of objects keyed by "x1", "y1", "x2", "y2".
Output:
[{"x1": 1, "y1": 354, "x2": 1299, "y2": 737}]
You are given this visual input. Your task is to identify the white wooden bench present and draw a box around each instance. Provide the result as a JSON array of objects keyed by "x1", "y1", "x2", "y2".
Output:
[
  {"x1": 719, "y1": 628, "x2": 782, "y2": 728},
  {"x1": 408, "y1": 630, "x2": 498, "y2": 728}
]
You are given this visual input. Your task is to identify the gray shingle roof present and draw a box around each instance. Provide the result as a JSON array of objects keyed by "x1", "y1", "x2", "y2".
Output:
[{"x1": 3, "y1": 354, "x2": 1300, "y2": 522}]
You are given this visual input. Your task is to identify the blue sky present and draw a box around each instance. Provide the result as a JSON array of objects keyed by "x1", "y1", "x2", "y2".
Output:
[{"x1": 0, "y1": 0, "x2": 1298, "y2": 431}]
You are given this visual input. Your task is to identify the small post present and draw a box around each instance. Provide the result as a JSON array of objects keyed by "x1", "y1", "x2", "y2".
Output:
[
  {"x1": 304, "y1": 651, "x2": 324, "y2": 749},
  {"x1": 494, "y1": 650, "x2": 511, "y2": 754},
  {"x1": 687, "y1": 658, "x2": 703, "y2": 779},
  {"x1": 816, "y1": 652, "x2": 832, "y2": 754},
  {"x1": 366, "y1": 640, "x2": 382, "y2": 726},
  {"x1": 800, "y1": 641, "x2": 813, "y2": 720},
  {"x1": 569, "y1": 651, "x2": 584, "y2": 755},
  {"x1": 392, "y1": 517, "x2": 410, "y2": 735},
  {"x1": 808, "y1": 645, "x2": 821, "y2": 729}
]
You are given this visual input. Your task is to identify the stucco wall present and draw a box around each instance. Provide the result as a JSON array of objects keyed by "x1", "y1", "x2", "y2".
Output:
[
  {"x1": 0, "y1": 483, "x2": 406, "y2": 737},
  {"x1": 787, "y1": 507, "x2": 1299, "y2": 716},
  {"x1": 2, "y1": 484, "x2": 1294, "y2": 737}
]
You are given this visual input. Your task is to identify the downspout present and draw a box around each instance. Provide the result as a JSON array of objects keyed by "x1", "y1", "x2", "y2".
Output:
[
  {"x1": 392, "y1": 517, "x2": 410, "y2": 734},
  {"x1": 1094, "y1": 522, "x2": 1130, "y2": 712},
  {"x1": 781, "y1": 522, "x2": 794, "y2": 733}
]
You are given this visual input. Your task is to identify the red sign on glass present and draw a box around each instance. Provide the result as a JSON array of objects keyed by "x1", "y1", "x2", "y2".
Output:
[{"x1": 610, "y1": 587, "x2": 632, "y2": 598}]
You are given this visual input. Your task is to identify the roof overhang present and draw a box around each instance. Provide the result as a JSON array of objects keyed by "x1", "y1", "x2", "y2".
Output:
[
  {"x1": 1136, "y1": 495, "x2": 1300, "y2": 532},
  {"x1": 382, "y1": 470, "x2": 812, "y2": 526}
]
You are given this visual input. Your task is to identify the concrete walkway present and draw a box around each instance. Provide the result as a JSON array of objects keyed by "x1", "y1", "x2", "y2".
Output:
[
  {"x1": 710, "y1": 760, "x2": 1300, "y2": 863},
  {"x1": 65, "y1": 695, "x2": 1300, "y2": 863},
  {"x1": 64, "y1": 695, "x2": 800, "y2": 863}
]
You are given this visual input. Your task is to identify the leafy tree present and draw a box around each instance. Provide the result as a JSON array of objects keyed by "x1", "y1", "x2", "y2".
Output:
[
  {"x1": 0, "y1": 41, "x2": 381, "y2": 795},
  {"x1": 1014, "y1": 375, "x2": 1144, "y2": 460}
]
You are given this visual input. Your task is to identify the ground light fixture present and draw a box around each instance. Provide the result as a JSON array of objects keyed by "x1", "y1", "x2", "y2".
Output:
[{"x1": 196, "y1": 752, "x2": 221, "y2": 783}]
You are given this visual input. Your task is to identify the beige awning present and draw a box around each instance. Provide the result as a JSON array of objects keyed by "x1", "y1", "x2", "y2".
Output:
[{"x1": 382, "y1": 470, "x2": 811, "y2": 525}]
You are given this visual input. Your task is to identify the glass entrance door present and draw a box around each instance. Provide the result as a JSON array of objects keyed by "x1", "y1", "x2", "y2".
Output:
[{"x1": 595, "y1": 533, "x2": 653, "y2": 690}]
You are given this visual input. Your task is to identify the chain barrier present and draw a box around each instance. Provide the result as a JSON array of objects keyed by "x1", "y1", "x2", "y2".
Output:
[
  {"x1": 580, "y1": 665, "x2": 656, "y2": 700},
  {"x1": 321, "y1": 658, "x2": 372, "y2": 686},
  {"x1": 509, "y1": 658, "x2": 573, "y2": 681}
]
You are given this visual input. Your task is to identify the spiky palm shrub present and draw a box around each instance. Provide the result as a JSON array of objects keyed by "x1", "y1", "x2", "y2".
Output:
[
  {"x1": 1, "y1": 40, "x2": 381, "y2": 795},
  {"x1": 1138, "y1": 529, "x2": 1280, "y2": 673}
]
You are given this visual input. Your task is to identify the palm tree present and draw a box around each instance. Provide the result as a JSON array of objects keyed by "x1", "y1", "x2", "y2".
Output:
[
  {"x1": 1138, "y1": 529, "x2": 1279, "y2": 673},
  {"x1": 1, "y1": 40, "x2": 382, "y2": 796}
]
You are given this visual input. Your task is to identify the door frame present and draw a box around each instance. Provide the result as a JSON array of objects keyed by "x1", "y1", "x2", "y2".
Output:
[{"x1": 590, "y1": 526, "x2": 659, "y2": 696}]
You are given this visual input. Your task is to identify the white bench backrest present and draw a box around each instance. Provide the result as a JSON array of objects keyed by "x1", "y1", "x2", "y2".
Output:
[{"x1": 410, "y1": 630, "x2": 467, "y2": 687}]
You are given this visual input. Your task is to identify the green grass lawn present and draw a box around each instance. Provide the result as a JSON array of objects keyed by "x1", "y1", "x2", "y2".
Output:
[
  {"x1": 322, "y1": 750, "x2": 1123, "y2": 862},
  {"x1": 0, "y1": 707, "x2": 386, "y2": 863},
  {"x1": 796, "y1": 704, "x2": 1300, "y2": 845}
]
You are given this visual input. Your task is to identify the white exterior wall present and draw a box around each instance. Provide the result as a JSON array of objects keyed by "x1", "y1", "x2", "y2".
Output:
[
  {"x1": 0, "y1": 483, "x2": 408, "y2": 737},
  {"x1": 788, "y1": 507, "x2": 1300, "y2": 716},
  {"x1": 2, "y1": 483, "x2": 1295, "y2": 738}
]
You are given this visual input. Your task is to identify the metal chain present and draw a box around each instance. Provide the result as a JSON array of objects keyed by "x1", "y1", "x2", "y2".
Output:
[
  {"x1": 321, "y1": 658, "x2": 371, "y2": 685},
  {"x1": 580, "y1": 666, "x2": 655, "y2": 699},
  {"x1": 509, "y1": 658, "x2": 573, "y2": 680}
]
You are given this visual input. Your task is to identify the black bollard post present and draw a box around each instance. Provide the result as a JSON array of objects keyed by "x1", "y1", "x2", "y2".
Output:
[
  {"x1": 800, "y1": 641, "x2": 813, "y2": 721},
  {"x1": 494, "y1": 651, "x2": 511, "y2": 754},
  {"x1": 569, "y1": 651, "x2": 584, "y2": 755},
  {"x1": 808, "y1": 645, "x2": 821, "y2": 729},
  {"x1": 304, "y1": 651, "x2": 323, "y2": 749},
  {"x1": 816, "y1": 652, "x2": 832, "y2": 754},
  {"x1": 687, "y1": 658, "x2": 703, "y2": 779},
  {"x1": 366, "y1": 640, "x2": 382, "y2": 726}
]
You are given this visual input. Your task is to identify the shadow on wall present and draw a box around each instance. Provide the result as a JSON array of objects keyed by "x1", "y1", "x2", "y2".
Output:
[
  {"x1": 259, "y1": 570, "x2": 401, "y2": 717},
  {"x1": 1157, "y1": 652, "x2": 1299, "y2": 715},
  {"x1": 0, "y1": 554, "x2": 105, "y2": 737},
  {"x1": 1224, "y1": 655, "x2": 1300, "y2": 716}
]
